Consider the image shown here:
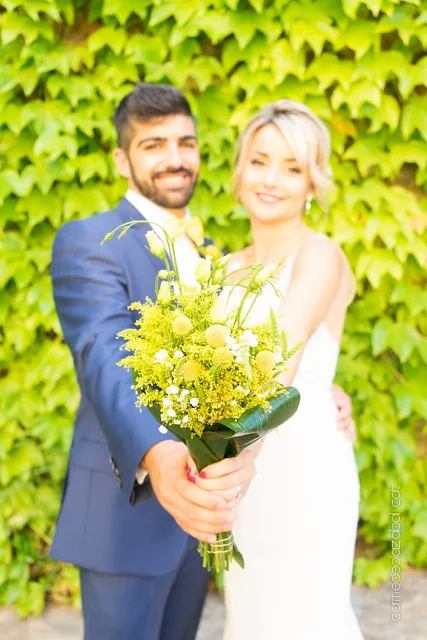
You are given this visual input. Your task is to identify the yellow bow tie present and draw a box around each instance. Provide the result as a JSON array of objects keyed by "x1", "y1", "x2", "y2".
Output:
[{"x1": 164, "y1": 216, "x2": 205, "y2": 247}]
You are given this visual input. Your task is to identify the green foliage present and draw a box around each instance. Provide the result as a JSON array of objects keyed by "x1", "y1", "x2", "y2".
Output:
[{"x1": 0, "y1": 0, "x2": 425, "y2": 612}]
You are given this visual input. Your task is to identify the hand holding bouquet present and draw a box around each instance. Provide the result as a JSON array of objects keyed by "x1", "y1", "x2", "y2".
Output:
[{"x1": 104, "y1": 219, "x2": 301, "y2": 571}]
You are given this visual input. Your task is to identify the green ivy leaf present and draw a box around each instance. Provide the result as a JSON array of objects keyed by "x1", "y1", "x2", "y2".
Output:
[
  {"x1": 87, "y1": 26, "x2": 127, "y2": 56},
  {"x1": 401, "y1": 95, "x2": 427, "y2": 140},
  {"x1": 1, "y1": 11, "x2": 54, "y2": 45},
  {"x1": 125, "y1": 34, "x2": 167, "y2": 64},
  {"x1": 331, "y1": 81, "x2": 381, "y2": 118},
  {"x1": 102, "y1": 0, "x2": 148, "y2": 24},
  {"x1": 336, "y1": 20, "x2": 380, "y2": 58}
]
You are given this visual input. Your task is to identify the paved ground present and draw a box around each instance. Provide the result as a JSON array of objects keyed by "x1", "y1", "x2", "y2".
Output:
[{"x1": 1, "y1": 569, "x2": 425, "y2": 639}]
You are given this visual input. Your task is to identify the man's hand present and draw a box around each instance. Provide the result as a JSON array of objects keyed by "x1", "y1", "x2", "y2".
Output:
[
  {"x1": 142, "y1": 441, "x2": 234, "y2": 543},
  {"x1": 190, "y1": 449, "x2": 257, "y2": 509},
  {"x1": 332, "y1": 384, "x2": 356, "y2": 443}
]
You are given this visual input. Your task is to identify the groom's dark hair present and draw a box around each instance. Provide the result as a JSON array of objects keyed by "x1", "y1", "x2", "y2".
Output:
[{"x1": 113, "y1": 83, "x2": 193, "y2": 151}]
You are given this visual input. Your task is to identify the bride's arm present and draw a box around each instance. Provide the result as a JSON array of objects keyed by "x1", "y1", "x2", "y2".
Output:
[
  {"x1": 275, "y1": 236, "x2": 343, "y2": 387},
  {"x1": 250, "y1": 238, "x2": 344, "y2": 461}
]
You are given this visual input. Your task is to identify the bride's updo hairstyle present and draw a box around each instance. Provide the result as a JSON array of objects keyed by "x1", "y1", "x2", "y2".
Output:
[{"x1": 233, "y1": 99, "x2": 333, "y2": 211}]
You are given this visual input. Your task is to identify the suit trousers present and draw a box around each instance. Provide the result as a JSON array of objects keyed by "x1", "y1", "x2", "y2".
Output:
[{"x1": 80, "y1": 536, "x2": 210, "y2": 640}]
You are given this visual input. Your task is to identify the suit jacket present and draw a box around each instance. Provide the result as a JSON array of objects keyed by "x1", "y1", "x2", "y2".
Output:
[{"x1": 50, "y1": 197, "x2": 195, "y2": 576}]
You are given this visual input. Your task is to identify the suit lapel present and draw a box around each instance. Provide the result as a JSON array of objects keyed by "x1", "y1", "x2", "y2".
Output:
[{"x1": 115, "y1": 198, "x2": 167, "y2": 274}]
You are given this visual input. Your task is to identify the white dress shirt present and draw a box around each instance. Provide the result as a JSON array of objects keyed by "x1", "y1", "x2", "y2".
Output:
[{"x1": 125, "y1": 189, "x2": 202, "y2": 484}]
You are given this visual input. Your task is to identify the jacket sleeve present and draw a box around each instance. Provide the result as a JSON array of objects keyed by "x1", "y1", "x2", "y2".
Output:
[{"x1": 51, "y1": 221, "x2": 173, "y2": 505}]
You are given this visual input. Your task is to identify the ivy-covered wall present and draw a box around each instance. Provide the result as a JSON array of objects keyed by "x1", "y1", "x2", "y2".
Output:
[{"x1": 1, "y1": 0, "x2": 426, "y2": 616}]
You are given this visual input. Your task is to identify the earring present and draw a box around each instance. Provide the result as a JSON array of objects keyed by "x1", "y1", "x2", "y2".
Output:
[{"x1": 305, "y1": 196, "x2": 313, "y2": 213}]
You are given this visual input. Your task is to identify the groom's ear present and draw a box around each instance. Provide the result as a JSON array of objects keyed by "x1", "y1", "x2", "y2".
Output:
[{"x1": 112, "y1": 147, "x2": 131, "y2": 180}]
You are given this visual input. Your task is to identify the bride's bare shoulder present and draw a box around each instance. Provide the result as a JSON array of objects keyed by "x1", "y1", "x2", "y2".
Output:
[{"x1": 297, "y1": 233, "x2": 356, "y2": 301}]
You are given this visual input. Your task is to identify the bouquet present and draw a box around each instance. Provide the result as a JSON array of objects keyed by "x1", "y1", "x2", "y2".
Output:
[{"x1": 103, "y1": 219, "x2": 301, "y2": 571}]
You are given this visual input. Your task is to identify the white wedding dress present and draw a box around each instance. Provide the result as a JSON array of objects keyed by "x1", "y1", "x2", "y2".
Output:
[{"x1": 224, "y1": 257, "x2": 364, "y2": 640}]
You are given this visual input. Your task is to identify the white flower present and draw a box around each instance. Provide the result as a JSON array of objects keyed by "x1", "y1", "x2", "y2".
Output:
[
  {"x1": 182, "y1": 415, "x2": 189, "y2": 424},
  {"x1": 190, "y1": 397, "x2": 199, "y2": 407},
  {"x1": 174, "y1": 350, "x2": 184, "y2": 359},
  {"x1": 155, "y1": 349, "x2": 169, "y2": 363},
  {"x1": 242, "y1": 330, "x2": 258, "y2": 347},
  {"x1": 236, "y1": 355, "x2": 243, "y2": 363},
  {"x1": 166, "y1": 385, "x2": 179, "y2": 395},
  {"x1": 226, "y1": 336, "x2": 237, "y2": 348},
  {"x1": 166, "y1": 408, "x2": 176, "y2": 418},
  {"x1": 235, "y1": 385, "x2": 251, "y2": 396},
  {"x1": 274, "y1": 349, "x2": 283, "y2": 363},
  {"x1": 162, "y1": 398, "x2": 172, "y2": 408},
  {"x1": 230, "y1": 400, "x2": 237, "y2": 406},
  {"x1": 158, "y1": 425, "x2": 168, "y2": 434},
  {"x1": 180, "y1": 389, "x2": 190, "y2": 400}
]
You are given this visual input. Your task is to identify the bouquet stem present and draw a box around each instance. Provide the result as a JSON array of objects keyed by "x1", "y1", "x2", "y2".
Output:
[{"x1": 198, "y1": 531, "x2": 234, "y2": 572}]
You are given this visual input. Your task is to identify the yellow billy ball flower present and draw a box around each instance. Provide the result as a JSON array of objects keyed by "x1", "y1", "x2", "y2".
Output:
[
  {"x1": 205, "y1": 324, "x2": 230, "y2": 348},
  {"x1": 183, "y1": 360, "x2": 203, "y2": 382},
  {"x1": 158, "y1": 281, "x2": 172, "y2": 306},
  {"x1": 212, "y1": 347, "x2": 234, "y2": 367},
  {"x1": 173, "y1": 314, "x2": 193, "y2": 336},
  {"x1": 254, "y1": 350, "x2": 276, "y2": 374}
]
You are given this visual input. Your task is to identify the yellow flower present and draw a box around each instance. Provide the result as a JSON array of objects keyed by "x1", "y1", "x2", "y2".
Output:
[
  {"x1": 254, "y1": 350, "x2": 276, "y2": 374},
  {"x1": 183, "y1": 360, "x2": 203, "y2": 382},
  {"x1": 195, "y1": 258, "x2": 212, "y2": 284},
  {"x1": 158, "y1": 281, "x2": 172, "y2": 306},
  {"x1": 205, "y1": 324, "x2": 230, "y2": 348},
  {"x1": 212, "y1": 347, "x2": 234, "y2": 367},
  {"x1": 173, "y1": 314, "x2": 193, "y2": 336},
  {"x1": 145, "y1": 231, "x2": 165, "y2": 258}
]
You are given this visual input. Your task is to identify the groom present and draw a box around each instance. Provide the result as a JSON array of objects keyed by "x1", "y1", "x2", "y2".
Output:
[{"x1": 50, "y1": 83, "x2": 355, "y2": 639}]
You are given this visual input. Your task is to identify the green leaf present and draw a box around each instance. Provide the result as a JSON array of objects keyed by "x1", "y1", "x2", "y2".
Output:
[
  {"x1": 102, "y1": 0, "x2": 148, "y2": 24},
  {"x1": 356, "y1": 249, "x2": 403, "y2": 288},
  {"x1": 289, "y1": 19, "x2": 338, "y2": 56},
  {"x1": 401, "y1": 96, "x2": 427, "y2": 140},
  {"x1": 307, "y1": 54, "x2": 354, "y2": 92},
  {"x1": 331, "y1": 81, "x2": 381, "y2": 117},
  {"x1": 125, "y1": 34, "x2": 167, "y2": 64},
  {"x1": 87, "y1": 26, "x2": 127, "y2": 55},
  {"x1": 372, "y1": 317, "x2": 393, "y2": 355},
  {"x1": 216, "y1": 388, "x2": 300, "y2": 434},
  {"x1": 1, "y1": 12, "x2": 54, "y2": 45},
  {"x1": 336, "y1": 20, "x2": 380, "y2": 58}
]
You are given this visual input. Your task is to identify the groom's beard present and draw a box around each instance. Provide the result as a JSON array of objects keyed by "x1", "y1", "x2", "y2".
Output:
[{"x1": 129, "y1": 161, "x2": 199, "y2": 210}]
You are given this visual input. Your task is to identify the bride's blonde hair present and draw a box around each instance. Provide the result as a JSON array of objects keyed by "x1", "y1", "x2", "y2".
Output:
[{"x1": 233, "y1": 99, "x2": 333, "y2": 211}]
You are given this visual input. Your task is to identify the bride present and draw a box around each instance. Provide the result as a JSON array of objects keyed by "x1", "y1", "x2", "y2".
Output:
[{"x1": 196, "y1": 100, "x2": 364, "y2": 639}]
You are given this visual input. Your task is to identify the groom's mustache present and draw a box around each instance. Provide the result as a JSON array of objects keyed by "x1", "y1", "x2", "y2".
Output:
[{"x1": 153, "y1": 167, "x2": 194, "y2": 180}]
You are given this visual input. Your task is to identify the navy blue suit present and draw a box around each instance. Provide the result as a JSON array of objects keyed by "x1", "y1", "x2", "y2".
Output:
[{"x1": 50, "y1": 198, "x2": 210, "y2": 639}]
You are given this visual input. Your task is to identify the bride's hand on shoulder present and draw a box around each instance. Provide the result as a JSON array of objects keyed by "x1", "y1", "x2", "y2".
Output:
[{"x1": 187, "y1": 449, "x2": 256, "y2": 508}]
